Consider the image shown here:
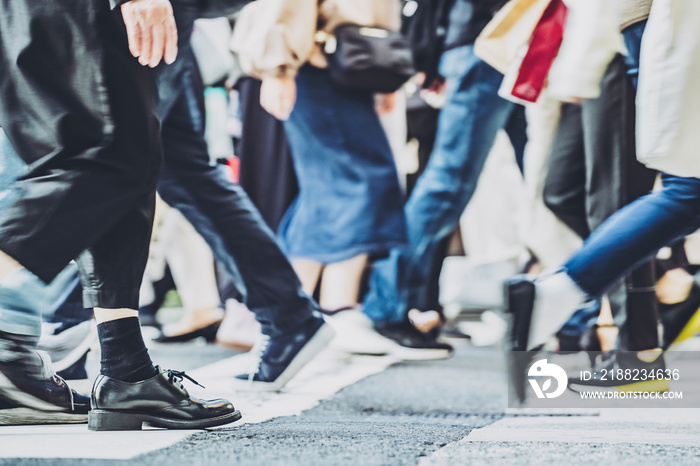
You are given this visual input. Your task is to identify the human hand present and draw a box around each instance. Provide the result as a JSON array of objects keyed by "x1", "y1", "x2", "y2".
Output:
[
  {"x1": 260, "y1": 76, "x2": 297, "y2": 121},
  {"x1": 121, "y1": 0, "x2": 178, "y2": 67}
]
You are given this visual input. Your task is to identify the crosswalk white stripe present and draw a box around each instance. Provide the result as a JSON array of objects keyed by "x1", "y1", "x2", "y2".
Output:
[{"x1": 0, "y1": 349, "x2": 398, "y2": 459}]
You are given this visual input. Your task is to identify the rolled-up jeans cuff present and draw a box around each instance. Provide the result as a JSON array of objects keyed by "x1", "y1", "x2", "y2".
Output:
[{"x1": 0, "y1": 310, "x2": 41, "y2": 336}]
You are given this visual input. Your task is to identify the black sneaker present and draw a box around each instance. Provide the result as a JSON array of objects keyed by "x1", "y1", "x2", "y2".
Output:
[
  {"x1": 660, "y1": 284, "x2": 700, "y2": 349},
  {"x1": 234, "y1": 313, "x2": 335, "y2": 391},
  {"x1": 567, "y1": 351, "x2": 670, "y2": 393},
  {"x1": 374, "y1": 321, "x2": 453, "y2": 360},
  {"x1": 0, "y1": 331, "x2": 90, "y2": 416}
]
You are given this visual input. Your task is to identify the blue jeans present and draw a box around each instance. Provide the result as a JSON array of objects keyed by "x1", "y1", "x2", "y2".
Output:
[
  {"x1": 363, "y1": 45, "x2": 514, "y2": 326},
  {"x1": 566, "y1": 174, "x2": 700, "y2": 297},
  {"x1": 0, "y1": 131, "x2": 80, "y2": 335}
]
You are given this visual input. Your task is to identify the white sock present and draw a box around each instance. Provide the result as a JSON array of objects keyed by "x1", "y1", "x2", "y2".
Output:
[{"x1": 528, "y1": 271, "x2": 589, "y2": 350}]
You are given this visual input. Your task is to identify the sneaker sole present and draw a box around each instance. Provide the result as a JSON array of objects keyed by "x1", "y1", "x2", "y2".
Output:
[
  {"x1": 671, "y1": 304, "x2": 700, "y2": 347},
  {"x1": 388, "y1": 345, "x2": 452, "y2": 361},
  {"x1": 0, "y1": 407, "x2": 87, "y2": 425},
  {"x1": 568, "y1": 378, "x2": 670, "y2": 394},
  {"x1": 233, "y1": 323, "x2": 336, "y2": 392},
  {"x1": 88, "y1": 409, "x2": 242, "y2": 431}
]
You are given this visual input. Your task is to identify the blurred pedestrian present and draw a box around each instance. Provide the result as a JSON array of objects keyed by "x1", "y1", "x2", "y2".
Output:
[{"x1": 233, "y1": 0, "x2": 408, "y2": 317}]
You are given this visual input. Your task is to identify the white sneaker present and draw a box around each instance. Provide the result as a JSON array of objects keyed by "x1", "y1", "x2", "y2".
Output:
[{"x1": 322, "y1": 308, "x2": 402, "y2": 356}]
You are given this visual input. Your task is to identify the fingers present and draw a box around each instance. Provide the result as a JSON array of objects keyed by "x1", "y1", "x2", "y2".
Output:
[
  {"x1": 164, "y1": 16, "x2": 178, "y2": 65},
  {"x1": 121, "y1": 0, "x2": 178, "y2": 68},
  {"x1": 122, "y1": 9, "x2": 143, "y2": 59},
  {"x1": 147, "y1": 23, "x2": 164, "y2": 67},
  {"x1": 138, "y1": 18, "x2": 154, "y2": 66},
  {"x1": 260, "y1": 78, "x2": 296, "y2": 121}
]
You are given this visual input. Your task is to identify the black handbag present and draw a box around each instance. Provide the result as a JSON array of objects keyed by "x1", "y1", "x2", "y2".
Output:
[{"x1": 318, "y1": 23, "x2": 416, "y2": 93}]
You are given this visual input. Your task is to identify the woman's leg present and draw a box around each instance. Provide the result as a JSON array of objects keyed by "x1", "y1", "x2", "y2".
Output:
[
  {"x1": 291, "y1": 259, "x2": 324, "y2": 297},
  {"x1": 158, "y1": 207, "x2": 223, "y2": 340},
  {"x1": 319, "y1": 254, "x2": 369, "y2": 310}
]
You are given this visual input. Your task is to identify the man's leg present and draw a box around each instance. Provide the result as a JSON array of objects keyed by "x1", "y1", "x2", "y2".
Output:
[
  {"x1": 156, "y1": 52, "x2": 332, "y2": 390},
  {"x1": 0, "y1": 1, "x2": 240, "y2": 429},
  {"x1": 363, "y1": 45, "x2": 514, "y2": 326},
  {"x1": 542, "y1": 104, "x2": 589, "y2": 239},
  {"x1": 157, "y1": 63, "x2": 317, "y2": 338}
]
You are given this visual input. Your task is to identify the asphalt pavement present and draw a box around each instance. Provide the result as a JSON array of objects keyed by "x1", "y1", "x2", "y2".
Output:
[{"x1": 1, "y1": 334, "x2": 699, "y2": 465}]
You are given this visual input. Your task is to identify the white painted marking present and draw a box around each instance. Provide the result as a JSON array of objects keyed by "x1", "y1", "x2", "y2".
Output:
[
  {"x1": 0, "y1": 425, "x2": 196, "y2": 459},
  {"x1": 0, "y1": 349, "x2": 398, "y2": 459},
  {"x1": 464, "y1": 410, "x2": 700, "y2": 446}
]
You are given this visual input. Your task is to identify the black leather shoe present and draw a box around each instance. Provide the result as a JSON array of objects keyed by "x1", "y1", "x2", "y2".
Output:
[
  {"x1": 89, "y1": 366, "x2": 241, "y2": 431},
  {"x1": 0, "y1": 331, "x2": 90, "y2": 415}
]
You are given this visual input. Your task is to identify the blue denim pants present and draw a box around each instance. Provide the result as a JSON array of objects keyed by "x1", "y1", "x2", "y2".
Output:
[
  {"x1": 566, "y1": 174, "x2": 700, "y2": 297},
  {"x1": 363, "y1": 45, "x2": 514, "y2": 326}
]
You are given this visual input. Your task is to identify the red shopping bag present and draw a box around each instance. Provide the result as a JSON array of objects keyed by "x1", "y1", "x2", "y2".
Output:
[{"x1": 510, "y1": 0, "x2": 568, "y2": 103}]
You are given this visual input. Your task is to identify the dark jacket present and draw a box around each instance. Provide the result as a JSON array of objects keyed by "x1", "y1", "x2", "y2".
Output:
[
  {"x1": 109, "y1": 0, "x2": 248, "y2": 18},
  {"x1": 444, "y1": 0, "x2": 509, "y2": 50}
]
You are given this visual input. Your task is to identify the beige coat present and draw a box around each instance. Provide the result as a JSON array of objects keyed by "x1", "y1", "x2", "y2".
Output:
[{"x1": 231, "y1": 0, "x2": 401, "y2": 79}]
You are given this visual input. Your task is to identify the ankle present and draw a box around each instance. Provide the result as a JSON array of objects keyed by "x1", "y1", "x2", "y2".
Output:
[{"x1": 97, "y1": 317, "x2": 157, "y2": 383}]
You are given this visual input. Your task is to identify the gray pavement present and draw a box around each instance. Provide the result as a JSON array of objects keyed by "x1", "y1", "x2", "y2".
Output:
[{"x1": 1, "y1": 338, "x2": 699, "y2": 465}]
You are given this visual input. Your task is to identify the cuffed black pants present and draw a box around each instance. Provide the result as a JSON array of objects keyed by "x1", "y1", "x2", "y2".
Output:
[{"x1": 0, "y1": 1, "x2": 161, "y2": 309}]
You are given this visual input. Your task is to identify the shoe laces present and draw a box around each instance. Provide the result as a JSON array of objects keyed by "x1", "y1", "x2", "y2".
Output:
[
  {"x1": 167, "y1": 369, "x2": 205, "y2": 389},
  {"x1": 245, "y1": 334, "x2": 270, "y2": 383}
]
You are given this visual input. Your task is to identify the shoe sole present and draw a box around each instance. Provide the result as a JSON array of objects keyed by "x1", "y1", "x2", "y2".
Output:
[
  {"x1": 233, "y1": 323, "x2": 336, "y2": 392},
  {"x1": 388, "y1": 345, "x2": 452, "y2": 361},
  {"x1": 87, "y1": 409, "x2": 242, "y2": 431},
  {"x1": 568, "y1": 378, "x2": 670, "y2": 394},
  {"x1": 670, "y1": 304, "x2": 700, "y2": 348},
  {"x1": 0, "y1": 407, "x2": 87, "y2": 425}
]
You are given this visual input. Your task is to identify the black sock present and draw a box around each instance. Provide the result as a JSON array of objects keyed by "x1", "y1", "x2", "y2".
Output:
[{"x1": 97, "y1": 317, "x2": 158, "y2": 383}]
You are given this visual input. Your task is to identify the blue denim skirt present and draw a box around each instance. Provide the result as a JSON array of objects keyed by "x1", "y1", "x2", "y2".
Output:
[{"x1": 280, "y1": 66, "x2": 407, "y2": 264}]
